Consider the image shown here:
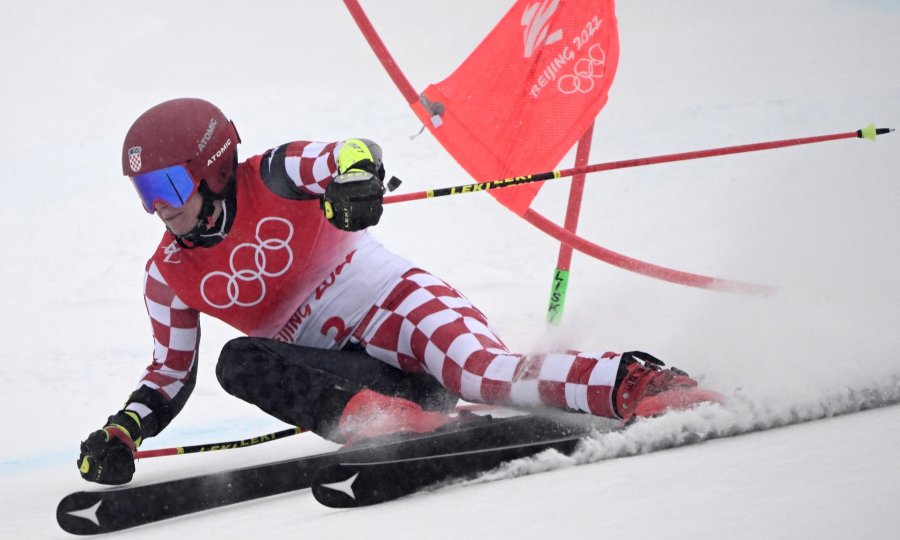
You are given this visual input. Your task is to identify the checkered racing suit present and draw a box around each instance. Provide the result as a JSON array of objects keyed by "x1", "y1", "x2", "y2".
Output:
[{"x1": 131, "y1": 140, "x2": 623, "y2": 439}]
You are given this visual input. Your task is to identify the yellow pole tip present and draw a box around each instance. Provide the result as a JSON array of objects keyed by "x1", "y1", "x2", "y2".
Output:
[{"x1": 860, "y1": 123, "x2": 878, "y2": 141}]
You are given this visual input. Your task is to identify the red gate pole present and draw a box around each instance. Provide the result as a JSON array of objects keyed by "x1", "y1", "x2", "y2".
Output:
[{"x1": 547, "y1": 125, "x2": 594, "y2": 325}]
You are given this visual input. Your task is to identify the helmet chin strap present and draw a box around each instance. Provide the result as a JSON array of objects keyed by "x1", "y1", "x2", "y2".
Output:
[{"x1": 173, "y1": 181, "x2": 233, "y2": 249}]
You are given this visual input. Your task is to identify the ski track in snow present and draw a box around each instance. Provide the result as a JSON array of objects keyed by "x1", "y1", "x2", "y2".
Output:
[{"x1": 477, "y1": 378, "x2": 900, "y2": 483}]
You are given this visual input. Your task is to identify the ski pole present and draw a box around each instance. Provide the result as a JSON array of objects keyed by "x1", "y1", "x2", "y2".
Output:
[
  {"x1": 131, "y1": 403, "x2": 496, "y2": 459},
  {"x1": 384, "y1": 125, "x2": 894, "y2": 205},
  {"x1": 133, "y1": 427, "x2": 304, "y2": 459}
]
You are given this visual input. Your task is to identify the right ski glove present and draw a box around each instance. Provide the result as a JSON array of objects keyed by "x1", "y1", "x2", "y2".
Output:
[
  {"x1": 321, "y1": 138, "x2": 386, "y2": 232},
  {"x1": 78, "y1": 409, "x2": 143, "y2": 485}
]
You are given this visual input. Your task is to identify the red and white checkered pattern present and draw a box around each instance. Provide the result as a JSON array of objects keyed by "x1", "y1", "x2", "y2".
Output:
[
  {"x1": 354, "y1": 269, "x2": 622, "y2": 418},
  {"x1": 282, "y1": 141, "x2": 340, "y2": 197},
  {"x1": 139, "y1": 261, "x2": 200, "y2": 400}
]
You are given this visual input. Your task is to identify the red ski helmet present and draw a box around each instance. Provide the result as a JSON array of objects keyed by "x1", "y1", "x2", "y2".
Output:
[{"x1": 122, "y1": 98, "x2": 240, "y2": 211}]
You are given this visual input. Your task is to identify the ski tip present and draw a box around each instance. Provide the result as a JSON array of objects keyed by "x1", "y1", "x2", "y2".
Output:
[
  {"x1": 57, "y1": 492, "x2": 105, "y2": 535},
  {"x1": 857, "y1": 124, "x2": 894, "y2": 141}
]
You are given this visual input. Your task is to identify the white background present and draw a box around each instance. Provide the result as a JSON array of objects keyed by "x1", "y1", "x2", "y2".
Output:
[{"x1": 1, "y1": 1, "x2": 898, "y2": 538}]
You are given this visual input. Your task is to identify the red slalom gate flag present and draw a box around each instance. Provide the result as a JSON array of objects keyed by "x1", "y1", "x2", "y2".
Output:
[{"x1": 412, "y1": 0, "x2": 620, "y2": 216}]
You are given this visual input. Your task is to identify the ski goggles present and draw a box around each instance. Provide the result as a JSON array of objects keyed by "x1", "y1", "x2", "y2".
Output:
[{"x1": 129, "y1": 164, "x2": 198, "y2": 213}]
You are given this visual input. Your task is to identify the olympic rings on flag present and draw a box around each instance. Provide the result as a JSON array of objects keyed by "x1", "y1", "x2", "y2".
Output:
[{"x1": 557, "y1": 44, "x2": 607, "y2": 95}]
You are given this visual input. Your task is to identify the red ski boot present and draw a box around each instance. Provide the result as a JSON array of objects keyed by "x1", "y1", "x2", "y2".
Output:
[
  {"x1": 338, "y1": 389, "x2": 454, "y2": 444},
  {"x1": 613, "y1": 352, "x2": 724, "y2": 421}
]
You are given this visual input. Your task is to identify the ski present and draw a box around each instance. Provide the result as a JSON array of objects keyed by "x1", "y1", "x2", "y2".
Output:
[
  {"x1": 57, "y1": 414, "x2": 595, "y2": 535},
  {"x1": 311, "y1": 385, "x2": 900, "y2": 509},
  {"x1": 58, "y1": 393, "x2": 900, "y2": 533},
  {"x1": 311, "y1": 432, "x2": 588, "y2": 508}
]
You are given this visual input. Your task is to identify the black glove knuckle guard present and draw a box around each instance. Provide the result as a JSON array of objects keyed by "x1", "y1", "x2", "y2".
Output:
[
  {"x1": 78, "y1": 427, "x2": 136, "y2": 485},
  {"x1": 323, "y1": 175, "x2": 385, "y2": 232}
]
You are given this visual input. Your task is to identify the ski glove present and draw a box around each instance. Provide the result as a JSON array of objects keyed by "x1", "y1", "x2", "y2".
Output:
[
  {"x1": 78, "y1": 410, "x2": 143, "y2": 485},
  {"x1": 322, "y1": 138, "x2": 386, "y2": 232}
]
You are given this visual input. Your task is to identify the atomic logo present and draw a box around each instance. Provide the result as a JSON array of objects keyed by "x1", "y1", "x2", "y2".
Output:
[
  {"x1": 557, "y1": 44, "x2": 607, "y2": 94},
  {"x1": 319, "y1": 472, "x2": 359, "y2": 500},
  {"x1": 200, "y1": 217, "x2": 294, "y2": 309},
  {"x1": 66, "y1": 499, "x2": 102, "y2": 526},
  {"x1": 198, "y1": 117, "x2": 217, "y2": 152},
  {"x1": 522, "y1": 0, "x2": 563, "y2": 58}
]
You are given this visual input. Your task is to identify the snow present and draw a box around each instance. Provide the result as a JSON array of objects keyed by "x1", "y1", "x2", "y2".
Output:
[{"x1": 1, "y1": 0, "x2": 899, "y2": 538}]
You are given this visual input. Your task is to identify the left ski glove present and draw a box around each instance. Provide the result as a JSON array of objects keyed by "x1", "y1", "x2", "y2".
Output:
[
  {"x1": 321, "y1": 138, "x2": 386, "y2": 231},
  {"x1": 78, "y1": 410, "x2": 143, "y2": 485}
]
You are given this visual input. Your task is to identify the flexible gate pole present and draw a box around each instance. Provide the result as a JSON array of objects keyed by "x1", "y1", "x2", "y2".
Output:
[{"x1": 547, "y1": 125, "x2": 594, "y2": 325}]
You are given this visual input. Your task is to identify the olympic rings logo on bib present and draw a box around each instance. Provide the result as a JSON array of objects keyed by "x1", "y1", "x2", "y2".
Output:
[{"x1": 201, "y1": 217, "x2": 294, "y2": 309}]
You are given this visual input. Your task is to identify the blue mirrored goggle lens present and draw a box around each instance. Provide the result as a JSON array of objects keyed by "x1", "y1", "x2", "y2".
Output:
[{"x1": 130, "y1": 164, "x2": 197, "y2": 213}]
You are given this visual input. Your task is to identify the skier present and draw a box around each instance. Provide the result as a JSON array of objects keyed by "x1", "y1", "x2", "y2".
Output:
[{"x1": 78, "y1": 98, "x2": 720, "y2": 485}]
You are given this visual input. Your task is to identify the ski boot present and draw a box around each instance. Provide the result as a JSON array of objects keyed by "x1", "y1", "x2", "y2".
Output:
[{"x1": 614, "y1": 351, "x2": 724, "y2": 421}]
